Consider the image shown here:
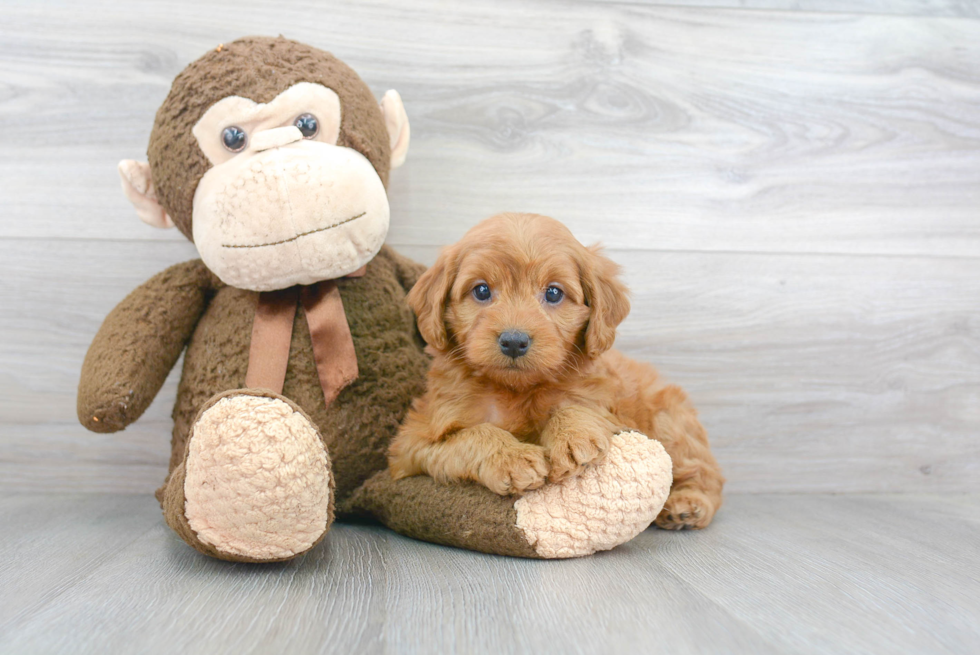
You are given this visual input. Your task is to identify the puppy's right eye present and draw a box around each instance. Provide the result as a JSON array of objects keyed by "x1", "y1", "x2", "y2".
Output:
[{"x1": 472, "y1": 283, "x2": 491, "y2": 302}]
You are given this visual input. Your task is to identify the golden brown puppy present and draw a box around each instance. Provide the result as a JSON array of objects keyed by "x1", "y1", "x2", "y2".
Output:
[{"x1": 389, "y1": 212, "x2": 724, "y2": 529}]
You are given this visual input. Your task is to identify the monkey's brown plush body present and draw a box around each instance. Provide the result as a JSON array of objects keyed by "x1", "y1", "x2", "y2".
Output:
[
  {"x1": 78, "y1": 37, "x2": 673, "y2": 562},
  {"x1": 80, "y1": 248, "x2": 434, "y2": 561}
]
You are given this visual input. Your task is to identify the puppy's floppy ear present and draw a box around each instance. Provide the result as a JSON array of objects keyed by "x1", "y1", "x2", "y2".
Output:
[
  {"x1": 580, "y1": 244, "x2": 631, "y2": 357},
  {"x1": 407, "y1": 245, "x2": 458, "y2": 351}
]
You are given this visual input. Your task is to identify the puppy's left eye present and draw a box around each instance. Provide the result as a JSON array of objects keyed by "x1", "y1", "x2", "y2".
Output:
[{"x1": 544, "y1": 286, "x2": 564, "y2": 304}]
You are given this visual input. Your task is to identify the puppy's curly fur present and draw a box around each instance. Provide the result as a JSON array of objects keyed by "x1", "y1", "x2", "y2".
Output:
[{"x1": 389, "y1": 212, "x2": 724, "y2": 529}]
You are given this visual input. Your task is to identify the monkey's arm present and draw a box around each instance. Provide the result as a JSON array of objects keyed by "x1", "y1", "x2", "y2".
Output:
[{"x1": 78, "y1": 259, "x2": 215, "y2": 433}]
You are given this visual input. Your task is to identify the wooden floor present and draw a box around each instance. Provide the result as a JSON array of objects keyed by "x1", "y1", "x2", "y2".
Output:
[{"x1": 0, "y1": 493, "x2": 977, "y2": 654}]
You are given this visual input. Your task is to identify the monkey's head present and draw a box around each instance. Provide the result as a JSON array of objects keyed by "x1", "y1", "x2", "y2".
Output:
[{"x1": 119, "y1": 36, "x2": 410, "y2": 291}]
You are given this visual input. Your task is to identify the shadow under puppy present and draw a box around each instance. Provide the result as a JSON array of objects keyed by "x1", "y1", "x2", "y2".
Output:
[{"x1": 389, "y1": 212, "x2": 724, "y2": 529}]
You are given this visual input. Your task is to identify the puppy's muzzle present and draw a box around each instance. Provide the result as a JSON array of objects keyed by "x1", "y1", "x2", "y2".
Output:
[{"x1": 498, "y1": 330, "x2": 531, "y2": 359}]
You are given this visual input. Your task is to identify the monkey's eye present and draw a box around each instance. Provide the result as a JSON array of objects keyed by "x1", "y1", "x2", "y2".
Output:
[
  {"x1": 472, "y1": 283, "x2": 491, "y2": 302},
  {"x1": 221, "y1": 126, "x2": 247, "y2": 152},
  {"x1": 544, "y1": 286, "x2": 564, "y2": 304},
  {"x1": 294, "y1": 113, "x2": 319, "y2": 138}
]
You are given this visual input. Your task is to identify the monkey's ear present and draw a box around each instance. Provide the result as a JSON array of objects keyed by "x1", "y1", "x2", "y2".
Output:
[
  {"x1": 118, "y1": 160, "x2": 175, "y2": 229},
  {"x1": 380, "y1": 90, "x2": 410, "y2": 169}
]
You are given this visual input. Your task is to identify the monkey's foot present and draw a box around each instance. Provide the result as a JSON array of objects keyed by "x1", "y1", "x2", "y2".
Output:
[
  {"x1": 345, "y1": 431, "x2": 670, "y2": 559},
  {"x1": 514, "y1": 431, "x2": 672, "y2": 558},
  {"x1": 165, "y1": 390, "x2": 334, "y2": 562}
]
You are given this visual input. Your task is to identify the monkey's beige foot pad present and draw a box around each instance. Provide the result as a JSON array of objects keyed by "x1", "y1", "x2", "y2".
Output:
[
  {"x1": 183, "y1": 392, "x2": 333, "y2": 561},
  {"x1": 515, "y1": 431, "x2": 672, "y2": 559}
]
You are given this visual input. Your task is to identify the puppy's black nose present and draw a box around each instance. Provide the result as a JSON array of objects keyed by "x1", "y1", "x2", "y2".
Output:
[{"x1": 498, "y1": 330, "x2": 531, "y2": 359}]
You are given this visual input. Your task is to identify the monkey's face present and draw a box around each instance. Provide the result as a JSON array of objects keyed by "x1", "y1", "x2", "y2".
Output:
[
  {"x1": 119, "y1": 37, "x2": 412, "y2": 292},
  {"x1": 190, "y1": 83, "x2": 389, "y2": 291}
]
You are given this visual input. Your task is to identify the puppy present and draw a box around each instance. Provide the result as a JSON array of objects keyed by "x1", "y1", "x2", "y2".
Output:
[{"x1": 389, "y1": 212, "x2": 724, "y2": 529}]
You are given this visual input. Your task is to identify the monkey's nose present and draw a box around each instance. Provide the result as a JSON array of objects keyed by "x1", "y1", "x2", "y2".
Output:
[
  {"x1": 250, "y1": 126, "x2": 303, "y2": 152},
  {"x1": 498, "y1": 330, "x2": 531, "y2": 359}
]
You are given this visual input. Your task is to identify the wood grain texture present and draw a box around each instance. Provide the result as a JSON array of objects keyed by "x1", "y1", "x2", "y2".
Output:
[
  {"x1": 1, "y1": 493, "x2": 978, "y2": 654},
  {"x1": 595, "y1": 1, "x2": 980, "y2": 19},
  {"x1": 0, "y1": 1, "x2": 978, "y2": 256}
]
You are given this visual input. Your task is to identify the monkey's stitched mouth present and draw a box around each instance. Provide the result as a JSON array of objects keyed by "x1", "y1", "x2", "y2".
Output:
[{"x1": 221, "y1": 212, "x2": 366, "y2": 249}]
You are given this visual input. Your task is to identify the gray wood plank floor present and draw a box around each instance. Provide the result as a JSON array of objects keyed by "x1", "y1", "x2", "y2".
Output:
[{"x1": 0, "y1": 493, "x2": 977, "y2": 655}]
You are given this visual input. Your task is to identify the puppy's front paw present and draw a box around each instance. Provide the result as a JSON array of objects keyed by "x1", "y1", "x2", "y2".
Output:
[
  {"x1": 547, "y1": 429, "x2": 611, "y2": 483},
  {"x1": 478, "y1": 444, "x2": 549, "y2": 496},
  {"x1": 655, "y1": 488, "x2": 716, "y2": 530}
]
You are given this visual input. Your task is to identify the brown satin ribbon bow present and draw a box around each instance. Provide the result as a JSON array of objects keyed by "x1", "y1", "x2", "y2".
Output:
[{"x1": 245, "y1": 266, "x2": 366, "y2": 409}]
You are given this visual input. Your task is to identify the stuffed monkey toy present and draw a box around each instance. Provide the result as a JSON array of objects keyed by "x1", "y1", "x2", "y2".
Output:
[{"x1": 78, "y1": 36, "x2": 672, "y2": 562}]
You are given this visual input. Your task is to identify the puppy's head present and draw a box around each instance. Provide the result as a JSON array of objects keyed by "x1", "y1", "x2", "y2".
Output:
[{"x1": 409, "y1": 212, "x2": 630, "y2": 388}]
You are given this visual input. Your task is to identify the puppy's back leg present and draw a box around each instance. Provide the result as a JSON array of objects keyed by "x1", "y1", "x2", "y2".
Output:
[
  {"x1": 622, "y1": 379, "x2": 724, "y2": 530},
  {"x1": 653, "y1": 385, "x2": 723, "y2": 529}
]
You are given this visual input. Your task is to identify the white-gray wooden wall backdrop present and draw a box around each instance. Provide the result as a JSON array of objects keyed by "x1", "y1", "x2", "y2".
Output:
[{"x1": 1, "y1": 0, "x2": 978, "y2": 495}]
